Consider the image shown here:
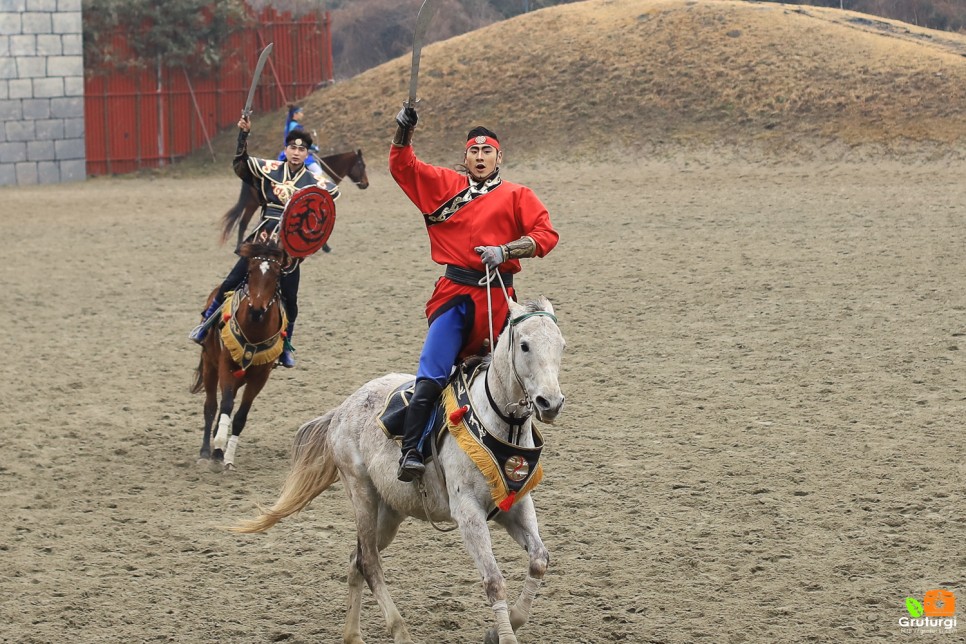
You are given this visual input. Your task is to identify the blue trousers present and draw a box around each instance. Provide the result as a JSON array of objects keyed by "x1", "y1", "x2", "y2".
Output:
[{"x1": 416, "y1": 300, "x2": 470, "y2": 386}]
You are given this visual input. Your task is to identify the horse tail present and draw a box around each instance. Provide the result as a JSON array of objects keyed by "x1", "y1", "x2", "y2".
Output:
[
  {"x1": 219, "y1": 183, "x2": 253, "y2": 245},
  {"x1": 230, "y1": 410, "x2": 339, "y2": 534},
  {"x1": 189, "y1": 351, "x2": 205, "y2": 395}
]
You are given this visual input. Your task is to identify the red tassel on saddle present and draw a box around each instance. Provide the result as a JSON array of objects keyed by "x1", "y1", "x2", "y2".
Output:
[
  {"x1": 449, "y1": 405, "x2": 469, "y2": 425},
  {"x1": 233, "y1": 368, "x2": 246, "y2": 379},
  {"x1": 498, "y1": 491, "x2": 517, "y2": 512},
  {"x1": 222, "y1": 310, "x2": 231, "y2": 322}
]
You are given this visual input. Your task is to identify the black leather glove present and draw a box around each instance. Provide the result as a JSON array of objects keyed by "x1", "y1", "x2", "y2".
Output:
[{"x1": 396, "y1": 106, "x2": 418, "y2": 129}]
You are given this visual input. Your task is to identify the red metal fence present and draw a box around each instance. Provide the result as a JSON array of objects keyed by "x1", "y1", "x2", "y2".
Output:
[{"x1": 84, "y1": 7, "x2": 332, "y2": 176}]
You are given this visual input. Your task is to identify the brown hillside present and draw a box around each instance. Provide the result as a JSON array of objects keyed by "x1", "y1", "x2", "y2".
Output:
[{"x1": 200, "y1": 0, "x2": 966, "y2": 167}]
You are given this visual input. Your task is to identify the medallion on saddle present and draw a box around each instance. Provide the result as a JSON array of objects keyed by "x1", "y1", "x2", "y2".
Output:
[{"x1": 378, "y1": 361, "x2": 544, "y2": 512}]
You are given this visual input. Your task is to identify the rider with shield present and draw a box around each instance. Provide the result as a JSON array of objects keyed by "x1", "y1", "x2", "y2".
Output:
[
  {"x1": 389, "y1": 106, "x2": 559, "y2": 482},
  {"x1": 188, "y1": 115, "x2": 340, "y2": 368}
]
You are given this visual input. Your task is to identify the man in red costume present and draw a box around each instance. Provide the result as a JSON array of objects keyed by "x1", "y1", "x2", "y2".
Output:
[{"x1": 389, "y1": 105, "x2": 559, "y2": 482}]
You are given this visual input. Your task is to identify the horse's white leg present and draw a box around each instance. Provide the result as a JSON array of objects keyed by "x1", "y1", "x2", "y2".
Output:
[
  {"x1": 453, "y1": 506, "x2": 517, "y2": 644},
  {"x1": 344, "y1": 480, "x2": 412, "y2": 643},
  {"x1": 344, "y1": 501, "x2": 407, "y2": 644},
  {"x1": 213, "y1": 413, "x2": 231, "y2": 451},
  {"x1": 223, "y1": 435, "x2": 239, "y2": 470},
  {"x1": 344, "y1": 541, "x2": 366, "y2": 644},
  {"x1": 493, "y1": 497, "x2": 549, "y2": 633}
]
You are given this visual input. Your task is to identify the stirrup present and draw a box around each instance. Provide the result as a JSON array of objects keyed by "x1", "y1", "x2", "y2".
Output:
[
  {"x1": 189, "y1": 301, "x2": 225, "y2": 345},
  {"x1": 397, "y1": 450, "x2": 425, "y2": 482},
  {"x1": 188, "y1": 322, "x2": 208, "y2": 345}
]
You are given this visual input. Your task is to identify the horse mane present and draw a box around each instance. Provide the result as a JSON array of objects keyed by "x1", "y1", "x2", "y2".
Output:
[
  {"x1": 239, "y1": 241, "x2": 284, "y2": 260},
  {"x1": 520, "y1": 297, "x2": 553, "y2": 315}
]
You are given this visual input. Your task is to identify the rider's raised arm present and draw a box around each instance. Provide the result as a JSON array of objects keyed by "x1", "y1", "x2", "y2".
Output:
[{"x1": 233, "y1": 116, "x2": 257, "y2": 186}]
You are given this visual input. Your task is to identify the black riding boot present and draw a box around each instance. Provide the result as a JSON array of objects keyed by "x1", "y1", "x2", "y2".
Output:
[{"x1": 397, "y1": 378, "x2": 443, "y2": 482}]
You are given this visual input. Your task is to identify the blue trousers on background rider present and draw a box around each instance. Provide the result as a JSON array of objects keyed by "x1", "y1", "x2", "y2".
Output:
[
  {"x1": 189, "y1": 258, "x2": 300, "y2": 368},
  {"x1": 397, "y1": 300, "x2": 473, "y2": 481}
]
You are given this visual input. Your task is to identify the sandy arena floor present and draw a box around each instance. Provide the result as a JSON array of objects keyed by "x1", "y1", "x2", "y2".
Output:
[{"x1": 1, "y1": 158, "x2": 963, "y2": 642}]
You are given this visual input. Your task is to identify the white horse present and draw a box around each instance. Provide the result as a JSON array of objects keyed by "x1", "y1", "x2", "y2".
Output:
[{"x1": 233, "y1": 296, "x2": 566, "y2": 644}]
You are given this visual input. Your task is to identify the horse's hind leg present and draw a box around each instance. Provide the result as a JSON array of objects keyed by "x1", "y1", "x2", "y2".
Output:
[
  {"x1": 344, "y1": 486, "x2": 411, "y2": 643},
  {"x1": 198, "y1": 355, "x2": 219, "y2": 462}
]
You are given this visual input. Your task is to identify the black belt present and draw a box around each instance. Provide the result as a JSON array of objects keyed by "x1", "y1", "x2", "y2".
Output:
[{"x1": 444, "y1": 265, "x2": 513, "y2": 287}]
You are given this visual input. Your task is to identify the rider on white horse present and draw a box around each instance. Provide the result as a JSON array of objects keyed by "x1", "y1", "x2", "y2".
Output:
[{"x1": 389, "y1": 106, "x2": 560, "y2": 482}]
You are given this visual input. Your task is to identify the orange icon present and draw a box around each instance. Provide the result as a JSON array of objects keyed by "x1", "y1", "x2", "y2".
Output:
[{"x1": 923, "y1": 589, "x2": 956, "y2": 617}]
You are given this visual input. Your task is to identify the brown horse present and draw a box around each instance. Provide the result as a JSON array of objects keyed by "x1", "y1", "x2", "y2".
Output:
[
  {"x1": 221, "y1": 149, "x2": 369, "y2": 250},
  {"x1": 190, "y1": 241, "x2": 287, "y2": 472}
]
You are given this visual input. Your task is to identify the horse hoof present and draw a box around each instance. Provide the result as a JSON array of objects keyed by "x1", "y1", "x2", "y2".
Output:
[
  {"x1": 196, "y1": 457, "x2": 210, "y2": 467},
  {"x1": 223, "y1": 463, "x2": 236, "y2": 474},
  {"x1": 485, "y1": 628, "x2": 518, "y2": 644}
]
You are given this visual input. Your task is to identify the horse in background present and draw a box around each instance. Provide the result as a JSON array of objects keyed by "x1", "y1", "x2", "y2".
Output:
[
  {"x1": 190, "y1": 241, "x2": 288, "y2": 472},
  {"x1": 233, "y1": 297, "x2": 566, "y2": 644},
  {"x1": 221, "y1": 149, "x2": 369, "y2": 250}
]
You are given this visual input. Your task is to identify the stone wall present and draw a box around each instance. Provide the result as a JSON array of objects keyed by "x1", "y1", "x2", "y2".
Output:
[{"x1": 0, "y1": 0, "x2": 85, "y2": 186}]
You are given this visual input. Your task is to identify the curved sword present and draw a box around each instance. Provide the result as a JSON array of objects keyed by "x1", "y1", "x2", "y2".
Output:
[
  {"x1": 243, "y1": 42, "x2": 274, "y2": 118},
  {"x1": 407, "y1": 0, "x2": 440, "y2": 109}
]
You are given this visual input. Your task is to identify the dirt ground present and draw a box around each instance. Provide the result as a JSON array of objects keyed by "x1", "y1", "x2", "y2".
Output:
[{"x1": 1, "y1": 157, "x2": 963, "y2": 643}]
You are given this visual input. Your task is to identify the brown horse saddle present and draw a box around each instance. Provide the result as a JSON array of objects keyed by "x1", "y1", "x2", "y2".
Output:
[{"x1": 377, "y1": 362, "x2": 545, "y2": 512}]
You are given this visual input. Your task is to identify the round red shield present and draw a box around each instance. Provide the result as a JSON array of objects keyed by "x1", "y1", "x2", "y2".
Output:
[{"x1": 280, "y1": 186, "x2": 336, "y2": 258}]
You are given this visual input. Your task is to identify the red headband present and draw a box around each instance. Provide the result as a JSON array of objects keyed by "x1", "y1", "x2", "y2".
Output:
[{"x1": 465, "y1": 135, "x2": 500, "y2": 151}]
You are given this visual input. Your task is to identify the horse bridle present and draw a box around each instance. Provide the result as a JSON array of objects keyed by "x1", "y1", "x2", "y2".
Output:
[{"x1": 246, "y1": 254, "x2": 284, "y2": 310}]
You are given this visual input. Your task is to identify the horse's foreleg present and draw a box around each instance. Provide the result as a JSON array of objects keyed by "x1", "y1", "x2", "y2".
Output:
[
  {"x1": 494, "y1": 498, "x2": 549, "y2": 634},
  {"x1": 454, "y1": 508, "x2": 517, "y2": 644},
  {"x1": 223, "y1": 396, "x2": 252, "y2": 468},
  {"x1": 212, "y1": 382, "x2": 236, "y2": 454}
]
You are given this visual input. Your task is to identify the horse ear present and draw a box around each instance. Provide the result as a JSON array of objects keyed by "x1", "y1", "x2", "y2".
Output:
[
  {"x1": 538, "y1": 296, "x2": 554, "y2": 316},
  {"x1": 508, "y1": 299, "x2": 525, "y2": 317}
]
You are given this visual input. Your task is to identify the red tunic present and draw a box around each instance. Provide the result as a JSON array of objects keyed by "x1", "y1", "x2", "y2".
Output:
[{"x1": 389, "y1": 144, "x2": 559, "y2": 357}]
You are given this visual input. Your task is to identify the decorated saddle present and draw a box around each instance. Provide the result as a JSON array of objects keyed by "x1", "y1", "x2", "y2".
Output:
[{"x1": 377, "y1": 362, "x2": 544, "y2": 512}]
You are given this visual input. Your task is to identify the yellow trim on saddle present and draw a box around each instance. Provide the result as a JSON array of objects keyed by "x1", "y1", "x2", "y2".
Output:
[
  {"x1": 219, "y1": 291, "x2": 288, "y2": 369},
  {"x1": 441, "y1": 385, "x2": 544, "y2": 511}
]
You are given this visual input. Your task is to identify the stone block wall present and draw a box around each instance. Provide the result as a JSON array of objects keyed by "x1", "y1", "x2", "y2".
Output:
[{"x1": 0, "y1": 0, "x2": 85, "y2": 186}]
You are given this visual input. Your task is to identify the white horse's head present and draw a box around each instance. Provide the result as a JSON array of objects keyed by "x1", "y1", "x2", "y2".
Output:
[{"x1": 505, "y1": 297, "x2": 566, "y2": 423}]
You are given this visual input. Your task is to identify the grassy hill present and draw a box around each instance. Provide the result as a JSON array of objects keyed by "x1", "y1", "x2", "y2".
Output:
[{"x1": 191, "y1": 0, "x2": 966, "y2": 169}]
